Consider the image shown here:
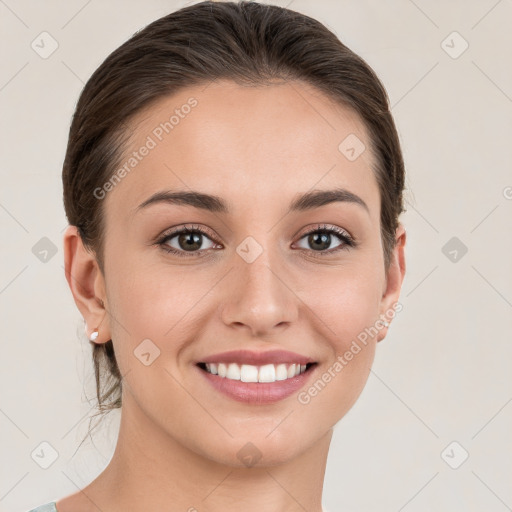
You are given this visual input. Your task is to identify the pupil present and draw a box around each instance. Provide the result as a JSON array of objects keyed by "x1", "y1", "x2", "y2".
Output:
[
  {"x1": 310, "y1": 232, "x2": 330, "y2": 250},
  {"x1": 180, "y1": 232, "x2": 201, "y2": 251}
]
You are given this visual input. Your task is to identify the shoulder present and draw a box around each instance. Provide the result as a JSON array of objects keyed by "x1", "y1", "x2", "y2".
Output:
[{"x1": 25, "y1": 502, "x2": 58, "y2": 512}]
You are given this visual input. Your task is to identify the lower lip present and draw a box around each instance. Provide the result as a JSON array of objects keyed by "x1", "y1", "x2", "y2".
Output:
[{"x1": 196, "y1": 364, "x2": 317, "y2": 404}]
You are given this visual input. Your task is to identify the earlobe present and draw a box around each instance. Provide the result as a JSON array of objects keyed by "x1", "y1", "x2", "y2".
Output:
[
  {"x1": 63, "y1": 225, "x2": 110, "y2": 344},
  {"x1": 377, "y1": 223, "x2": 407, "y2": 342}
]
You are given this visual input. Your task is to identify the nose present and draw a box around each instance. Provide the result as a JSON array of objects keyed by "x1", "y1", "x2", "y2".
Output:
[{"x1": 220, "y1": 245, "x2": 298, "y2": 337}]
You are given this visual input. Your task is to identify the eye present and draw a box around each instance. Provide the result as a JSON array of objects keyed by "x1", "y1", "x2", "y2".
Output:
[
  {"x1": 294, "y1": 224, "x2": 356, "y2": 256},
  {"x1": 155, "y1": 223, "x2": 356, "y2": 259},
  {"x1": 157, "y1": 224, "x2": 221, "y2": 258}
]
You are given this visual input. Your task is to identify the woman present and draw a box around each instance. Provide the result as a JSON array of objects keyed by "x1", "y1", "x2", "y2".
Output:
[{"x1": 29, "y1": 1, "x2": 406, "y2": 510}]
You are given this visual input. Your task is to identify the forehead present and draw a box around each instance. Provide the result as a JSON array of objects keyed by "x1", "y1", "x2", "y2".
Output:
[{"x1": 105, "y1": 79, "x2": 380, "y2": 219}]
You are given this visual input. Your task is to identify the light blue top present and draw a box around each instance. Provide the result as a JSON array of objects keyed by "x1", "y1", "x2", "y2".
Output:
[
  {"x1": 26, "y1": 500, "x2": 331, "y2": 511},
  {"x1": 26, "y1": 502, "x2": 57, "y2": 512}
]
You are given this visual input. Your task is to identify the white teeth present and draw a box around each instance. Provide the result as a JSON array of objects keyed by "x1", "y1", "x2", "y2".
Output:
[
  {"x1": 203, "y1": 362, "x2": 311, "y2": 382},
  {"x1": 275, "y1": 364, "x2": 288, "y2": 381},
  {"x1": 217, "y1": 363, "x2": 227, "y2": 377},
  {"x1": 259, "y1": 364, "x2": 276, "y2": 382},
  {"x1": 241, "y1": 364, "x2": 259, "y2": 383},
  {"x1": 226, "y1": 363, "x2": 241, "y2": 380}
]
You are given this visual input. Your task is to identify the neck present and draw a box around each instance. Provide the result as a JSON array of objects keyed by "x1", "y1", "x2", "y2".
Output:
[{"x1": 84, "y1": 393, "x2": 333, "y2": 512}]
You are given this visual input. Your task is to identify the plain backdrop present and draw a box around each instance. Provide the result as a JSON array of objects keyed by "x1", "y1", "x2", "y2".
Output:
[{"x1": 1, "y1": 1, "x2": 511, "y2": 511}]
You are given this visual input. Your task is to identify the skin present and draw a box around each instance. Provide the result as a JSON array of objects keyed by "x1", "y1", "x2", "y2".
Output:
[{"x1": 60, "y1": 79, "x2": 406, "y2": 512}]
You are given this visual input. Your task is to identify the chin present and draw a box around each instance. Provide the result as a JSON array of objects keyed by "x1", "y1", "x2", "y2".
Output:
[{"x1": 196, "y1": 425, "x2": 323, "y2": 469}]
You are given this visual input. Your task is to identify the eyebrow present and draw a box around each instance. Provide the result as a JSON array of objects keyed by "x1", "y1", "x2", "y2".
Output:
[{"x1": 135, "y1": 187, "x2": 369, "y2": 215}]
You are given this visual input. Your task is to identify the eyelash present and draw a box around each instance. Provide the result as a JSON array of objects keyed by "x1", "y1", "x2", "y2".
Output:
[{"x1": 156, "y1": 223, "x2": 357, "y2": 259}]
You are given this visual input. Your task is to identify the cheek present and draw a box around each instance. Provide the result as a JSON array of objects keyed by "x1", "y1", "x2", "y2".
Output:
[
  {"x1": 105, "y1": 258, "x2": 219, "y2": 366},
  {"x1": 107, "y1": 264, "x2": 189, "y2": 339},
  {"x1": 298, "y1": 263, "x2": 383, "y2": 349},
  {"x1": 295, "y1": 287, "x2": 379, "y2": 422},
  {"x1": 292, "y1": 265, "x2": 382, "y2": 407}
]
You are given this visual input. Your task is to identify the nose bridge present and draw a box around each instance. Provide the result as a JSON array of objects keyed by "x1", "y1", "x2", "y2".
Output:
[
  {"x1": 239, "y1": 239, "x2": 279, "y2": 295},
  {"x1": 221, "y1": 233, "x2": 297, "y2": 335}
]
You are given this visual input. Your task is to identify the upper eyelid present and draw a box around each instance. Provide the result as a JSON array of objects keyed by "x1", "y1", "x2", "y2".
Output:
[
  {"x1": 297, "y1": 224, "x2": 351, "y2": 237},
  {"x1": 159, "y1": 224, "x2": 217, "y2": 240}
]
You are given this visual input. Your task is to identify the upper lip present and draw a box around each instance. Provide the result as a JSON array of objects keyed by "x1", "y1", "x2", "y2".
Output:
[{"x1": 198, "y1": 349, "x2": 316, "y2": 366}]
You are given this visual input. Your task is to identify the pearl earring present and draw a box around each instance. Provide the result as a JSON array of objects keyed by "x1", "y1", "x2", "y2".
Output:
[
  {"x1": 381, "y1": 319, "x2": 390, "y2": 327},
  {"x1": 89, "y1": 329, "x2": 99, "y2": 342}
]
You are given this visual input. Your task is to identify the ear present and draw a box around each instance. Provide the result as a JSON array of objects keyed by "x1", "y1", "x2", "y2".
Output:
[
  {"x1": 376, "y1": 222, "x2": 406, "y2": 342},
  {"x1": 63, "y1": 225, "x2": 110, "y2": 344}
]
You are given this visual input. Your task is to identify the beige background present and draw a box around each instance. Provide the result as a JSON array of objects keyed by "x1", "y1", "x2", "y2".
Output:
[{"x1": 1, "y1": 0, "x2": 511, "y2": 510}]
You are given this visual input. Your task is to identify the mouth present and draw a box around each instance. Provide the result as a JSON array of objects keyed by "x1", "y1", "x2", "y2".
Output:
[
  {"x1": 194, "y1": 348, "x2": 319, "y2": 403},
  {"x1": 195, "y1": 361, "x2": 318, "y2": 404},
  {"x1": 196, "y1": 361, "x2": 317, "y2": 383}
]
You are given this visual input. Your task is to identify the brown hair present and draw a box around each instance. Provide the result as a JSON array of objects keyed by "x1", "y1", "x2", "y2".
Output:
[{"x1": 62, "y1": 0, "x2": 406, "y2": 432}]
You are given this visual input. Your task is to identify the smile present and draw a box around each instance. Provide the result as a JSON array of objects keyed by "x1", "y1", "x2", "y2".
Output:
[
  {"x1": 198, "y1": 362, "x2": 315, "y2": 383},
  {"x1": 196, "y1": 361, "x2": 318, "y2": 404}
]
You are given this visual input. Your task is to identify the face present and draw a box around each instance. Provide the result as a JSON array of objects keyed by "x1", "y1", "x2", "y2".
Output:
[{"x1": 74, "y1": 79, "x2": 405, "y2": 467}]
